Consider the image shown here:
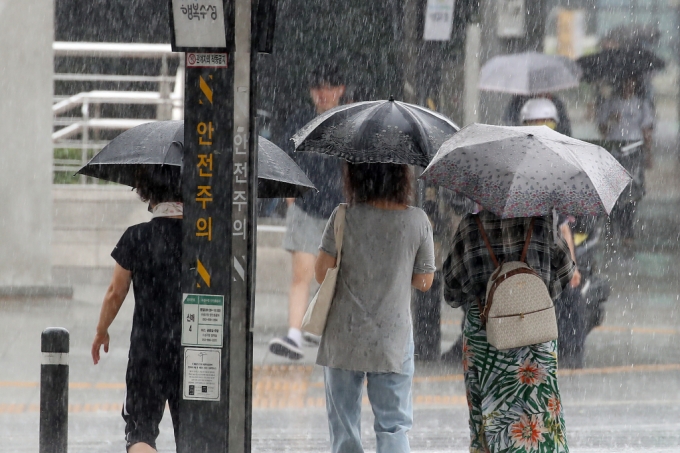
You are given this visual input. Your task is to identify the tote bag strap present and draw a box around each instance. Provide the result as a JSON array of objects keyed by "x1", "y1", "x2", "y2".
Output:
[{"x1": 334, "y1": 204, "x2": 348, "y2": 267}]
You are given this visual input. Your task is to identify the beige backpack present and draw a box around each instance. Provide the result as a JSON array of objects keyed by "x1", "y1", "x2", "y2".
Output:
[{"x1": 474, "y1": 217, "x2": 558, "y2": 350}]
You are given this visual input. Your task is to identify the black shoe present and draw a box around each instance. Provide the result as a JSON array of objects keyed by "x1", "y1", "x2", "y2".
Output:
[{"x1": 268, "y1": 336, "x2": 304, "y2": 360}]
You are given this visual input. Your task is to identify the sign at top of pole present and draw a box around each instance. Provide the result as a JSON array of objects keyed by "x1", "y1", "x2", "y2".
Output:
[{"x1": 169, "y1": 0, "x2": 232, "y2": 51}]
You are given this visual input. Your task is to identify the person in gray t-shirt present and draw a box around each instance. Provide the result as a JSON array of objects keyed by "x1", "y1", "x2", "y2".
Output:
[
  {"x1": 315, "y1": 162, "x2": 435, "y2": 453},
  {"x1": 597, "y1": 75, "x2": 654, "y2": 243}
]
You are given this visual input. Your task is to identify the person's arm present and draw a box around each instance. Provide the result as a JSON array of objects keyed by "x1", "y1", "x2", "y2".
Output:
[
  {"x1": 315, "y1": 250, "x2": 337, "y2": 284},
  {"x1": 412, "y1": 273, "x2": 434, "y2": 292},
  {"x1": 412, "y1": 212, "x2": 436, "y2": 292},
  {"x1": 559, "y1": 223, "x2": 581, "y2": 288},
  {"x1": 91, "y1": 264, "x2": 132, "y2": 365}
]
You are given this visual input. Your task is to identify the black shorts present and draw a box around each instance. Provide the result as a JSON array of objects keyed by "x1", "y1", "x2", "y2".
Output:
[{"x1": 122, "y1": 357, "x2": 180, "y2": 450}]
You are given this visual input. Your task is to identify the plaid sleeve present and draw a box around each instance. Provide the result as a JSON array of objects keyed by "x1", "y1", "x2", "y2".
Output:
[
  {"x1": 443, "y1": 222, "x2": 468, "y2": 308},
  {"x1": 549, "y1": 236, "x2": 575, "y2": 300}
]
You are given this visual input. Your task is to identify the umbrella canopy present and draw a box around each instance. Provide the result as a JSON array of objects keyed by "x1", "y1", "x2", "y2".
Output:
[
  {"x1": 292, "y1": 98, "x2": 459, "y2": 167},
  {"x1": 478, "y1": 52, "x2": 582, "y2": 95},
  {"x1": 77, "y1": 120, "x2": 316, "y2": 198},
  {"x1": 577, "y1": 48, "x2": 665, "y2": 83},
  {"x1": 420, "y1": 124, "x2": 632, "y2": 218}
]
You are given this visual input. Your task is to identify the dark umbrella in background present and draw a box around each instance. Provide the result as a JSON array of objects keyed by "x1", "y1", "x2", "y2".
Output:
[
  {"x1": 576, "y1": 48, "x2": 665, "y2": 84},
  {"x1": 292, "y1": 97, "x2": 459, "y2": 167},
  {"x1": 77, "y1": 120, "x2": 316, "y2": 198}
]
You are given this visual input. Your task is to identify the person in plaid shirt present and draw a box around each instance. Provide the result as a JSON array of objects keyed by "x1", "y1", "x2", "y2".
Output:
[{"x1": 443, "y1": 210, "x2": 574, "y2": 453}]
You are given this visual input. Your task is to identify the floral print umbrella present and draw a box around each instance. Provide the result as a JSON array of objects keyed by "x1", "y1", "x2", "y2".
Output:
[
  {"x1": 292, "y1": 98, "x2": 459, "y2": 167},
  {"x1": 420, "y1": 123, "x2": 632, "y2": 218}
]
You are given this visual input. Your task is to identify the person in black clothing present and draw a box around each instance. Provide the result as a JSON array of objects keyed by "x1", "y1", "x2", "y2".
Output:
[
  {"x1": 91, "y1": 169, "x2": 183, "y2": 453},
  {"x1": 267, "y1": 64, "x2": 346, "y2": 359}
]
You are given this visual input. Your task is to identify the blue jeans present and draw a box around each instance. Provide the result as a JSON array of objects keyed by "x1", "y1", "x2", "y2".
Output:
[{"x1": 323, "y1": 342, "x2": 414, "y2": 453}]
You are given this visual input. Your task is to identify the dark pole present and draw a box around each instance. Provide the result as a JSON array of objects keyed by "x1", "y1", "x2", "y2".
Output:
[
  {"x1": 172, "y1": 0, "x2": 254, "y2": 451},
  {"x1": 39, "y1": 327, "x2": 69, "y2": 453}
]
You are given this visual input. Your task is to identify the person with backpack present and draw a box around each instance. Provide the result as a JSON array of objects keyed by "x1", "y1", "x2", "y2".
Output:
[{"x1": 443, "y1": 211, "x2": 574, "y2": 453}]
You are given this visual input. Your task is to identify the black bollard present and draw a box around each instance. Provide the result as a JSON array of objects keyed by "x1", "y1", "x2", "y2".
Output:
[{"x1": 40, "y1": 327, "x2": 69, "y2": 453}]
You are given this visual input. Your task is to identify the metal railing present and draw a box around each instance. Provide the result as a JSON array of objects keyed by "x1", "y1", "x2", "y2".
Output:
[{"x1": 52, "y1": 42, "x2": 184, "y2": 183}]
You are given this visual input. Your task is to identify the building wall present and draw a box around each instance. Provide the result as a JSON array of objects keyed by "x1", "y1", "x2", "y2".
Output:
[{"x1": 0, "y1": 1, "x2": 54, "y2": 287}]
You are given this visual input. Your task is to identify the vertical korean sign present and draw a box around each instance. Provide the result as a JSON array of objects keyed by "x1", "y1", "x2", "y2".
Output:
[{"x1": 170, "y1": 1, "x2": 252, "y2": 452}]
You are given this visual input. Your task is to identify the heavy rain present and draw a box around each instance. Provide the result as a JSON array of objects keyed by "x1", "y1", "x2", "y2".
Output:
[{"x1": 0, "y1": 0, "x2": 678, "y2": 452}]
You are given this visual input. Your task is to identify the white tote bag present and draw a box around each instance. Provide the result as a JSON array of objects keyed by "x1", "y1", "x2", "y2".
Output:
[{"x1": 301, "y1": 204, "x2": 347, "y2": 336}]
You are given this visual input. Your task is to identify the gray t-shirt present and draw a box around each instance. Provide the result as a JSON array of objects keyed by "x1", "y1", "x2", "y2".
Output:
[
  {"x1": 316, "y1": 204, "x2": 436, "y2": 373},
  {"x1": 597, "y1": 96, "x2": 654, "y2": 141}
]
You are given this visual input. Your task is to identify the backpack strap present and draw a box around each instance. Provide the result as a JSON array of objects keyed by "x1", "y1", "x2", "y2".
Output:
[
  {"x1": 474, "y1": 216, "x2": 499, "y2": 268},
  {"x1": 520, "y1": 218, "x2": 536, "y2": 263}
]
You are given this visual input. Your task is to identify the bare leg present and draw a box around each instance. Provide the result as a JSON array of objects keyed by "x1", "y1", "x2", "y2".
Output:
[
  {"x1": 288, "y1": 251, "x2": 317, "y2": 330},
  {"x1": 128, "y1": 443, "x2": 156, "y2": 453}
]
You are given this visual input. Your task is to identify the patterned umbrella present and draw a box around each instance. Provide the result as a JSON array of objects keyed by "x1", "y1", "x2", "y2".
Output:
[
  {"x1": 420, "y1": 124, "x2": 631, "y2": 218},
  {"x1": 292, "y1": 98, "x2": 459, "y2": 167}
]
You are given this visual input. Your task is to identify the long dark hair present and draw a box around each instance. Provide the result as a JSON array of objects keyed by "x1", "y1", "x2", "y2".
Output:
[{"x1": 343, "y1": 162, "x2": 413, "y2": 205}]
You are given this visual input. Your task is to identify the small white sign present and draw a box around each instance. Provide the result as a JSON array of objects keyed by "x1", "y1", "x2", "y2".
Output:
[
  {"x1": 182, "y1": 294, "x2": 224, "y2": 347},
  {"x1": 423, "y1": 0, "x2": 456, "y2": 41},
  {"x1": 187, "y1": 52, "x2": 228, "y2": 68},
  {"x1": 497, "y1": 0, "x2": 526, "y2": 38},
  {"x1": 172, "y1": 0, "x2": 227, "y2": 49},
  {"x1": 183, "y1": 348, "x2": 221, "y2": 401}
]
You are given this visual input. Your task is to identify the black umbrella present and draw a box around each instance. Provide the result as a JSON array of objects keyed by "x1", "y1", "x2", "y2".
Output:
[
  {"x1": 577, "y1": 48, "x2": 665, "y2": 83},
  {"x1": 292, "y1": 98, "x2": 459, "y2": 167},
  {"x1": 77, "y1": 120, "x2": 316, "y2": 198}
]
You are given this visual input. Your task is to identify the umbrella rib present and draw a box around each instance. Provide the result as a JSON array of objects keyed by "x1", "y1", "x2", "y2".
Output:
[
  {"x1": 292, "y1": 102, "x2": 374, "y2": 149},
  {"x1": 402, "y1": 103, "x2": 459, "y2": 130},
  {"x1": 395, "y1": 103, "x2": 433, "y2": 156}
]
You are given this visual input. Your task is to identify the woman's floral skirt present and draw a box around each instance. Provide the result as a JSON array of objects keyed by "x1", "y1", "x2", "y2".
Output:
[{"x1": 463, "y1": 303, "x2": 568, "y2": 453}]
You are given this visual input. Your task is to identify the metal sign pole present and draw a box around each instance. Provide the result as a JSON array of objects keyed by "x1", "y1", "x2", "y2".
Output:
[
  {"x1": 178, "y1": 54, "x2": 233, "y2": 451},
  {"x1": 229, "y1": 0, "x2": 254, "y2": 451},
  {"x1": 171, "y1": 0, "x2": 253, "y2": 451}
]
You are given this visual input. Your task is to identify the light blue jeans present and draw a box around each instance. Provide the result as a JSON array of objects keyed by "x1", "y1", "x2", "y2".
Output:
[{"x1": 323, "y1": 342, "x2": 414, "y2": 453}]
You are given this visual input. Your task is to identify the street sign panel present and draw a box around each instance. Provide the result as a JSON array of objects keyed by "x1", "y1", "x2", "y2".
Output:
[
  {"x1": 182, "y1": 294, "x2": 225, "y2": 347},
  {"x1": 187, "y1": 52, "x2": 229, "y2": 68},
  {"x1": 423, "y1": 0, "x2": 456, "y2": 41},
  {"x1": 183, "y1": 348, "x2": 221, "y2": 401},
  {"x1": 169, "y1": 0, "x2": 232, "y2": 51},
  {"x1": 497, "y1": 0, "x2": 526, "y2": 38}
]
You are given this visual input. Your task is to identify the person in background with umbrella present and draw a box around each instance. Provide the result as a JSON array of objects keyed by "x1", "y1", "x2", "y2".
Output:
[
  {"x1": 597, "y1": 74, "x2": 654, "y2": 245},
  {"x1": 315, "y1": 162, "x2": 435, "y2": 453},
  {"x1": 504, "y1": 93, "x2": 572, "y2": 136},
  {"x1": 477, "y1": 52, "x2": 580, "y2": 136},
  {"x1": 268, "y1": 64, "x2": 346, "y2": 359},
  {"x1": 520, "y1": 99, "x2": 587, "y2": 367},
  {"x1": 91, "y1": 168, "x2": 183, "y2": 453}
]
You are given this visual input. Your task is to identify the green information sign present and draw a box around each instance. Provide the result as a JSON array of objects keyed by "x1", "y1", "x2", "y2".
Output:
[{"x1": 182, "y1": 293, "x2": 225, "y2": 347}]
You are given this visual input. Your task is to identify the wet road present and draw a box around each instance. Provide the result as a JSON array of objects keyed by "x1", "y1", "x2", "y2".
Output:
[{"x1": 1, "y1": 154, "x2": 680, "y2": 452}]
